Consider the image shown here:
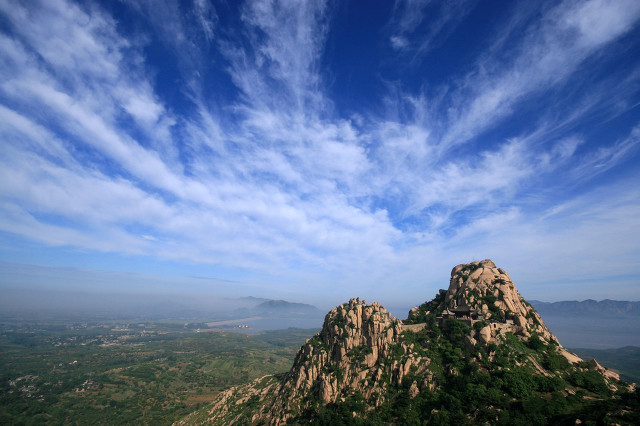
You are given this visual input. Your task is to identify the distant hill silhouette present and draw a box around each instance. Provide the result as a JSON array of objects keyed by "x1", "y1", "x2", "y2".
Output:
[
  {"x1": 231, "y1": 298, "x2": 322, "y2": 318},
  {"x1": 235, "y1": 296, "x2": 272, "y2": 304},
  {"x1": 530, "y1": 299, "x2": 640, "y2": 317},
  {"x1": 252, "y1": 299, "x2": 321, "y2": 316}
]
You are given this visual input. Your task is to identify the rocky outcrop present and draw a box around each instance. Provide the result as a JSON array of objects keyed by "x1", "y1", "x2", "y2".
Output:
[
  {"x1": 266, "y1": 298, "x2": 432, "y2": 423},
  {"x1": 174, "y1": 375, "x2": 282, "y2": 425},
  {"x1": 590, "y1": 359, "x2": 621, "y2": 382},
  {"x1": 179, "y1": 260, "x2": 631, "y2": 425},
  {"x1": 407, "y1": 259, "x2": 623, "y2": 385},
  {"x1": 433, "y1": 259, "x2": 558, "y2": 344},
  {"x1": 178, "y1": 298, "x2": 435, "y2": 425}
]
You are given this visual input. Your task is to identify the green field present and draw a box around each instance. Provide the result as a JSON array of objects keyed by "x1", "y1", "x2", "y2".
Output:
[
  {"x1": 0, "y1": 319, "x2": 317, "y2": 425},
  {"x1": 3, "y1": 317, "x2": 639, "y2": 425}
]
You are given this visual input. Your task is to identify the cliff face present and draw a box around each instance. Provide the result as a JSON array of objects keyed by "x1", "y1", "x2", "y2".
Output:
[
  {"x1": 284, "y1": 299, "x2": 404, "y2": 405},
  {"x1": 177, "y1": 299, "x2": 433, "y2": 425},
  {"x1": 266, "y1": 298, "x2": 431, "y2": 422},
  {"x1": 408, "y1": 259, "x2": 559, "y2": 346},
  {"x1": 178, "y1": 260, "x2": 632, "y2": 425}
]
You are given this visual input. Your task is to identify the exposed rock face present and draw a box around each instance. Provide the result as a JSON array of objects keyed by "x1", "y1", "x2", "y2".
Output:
[
  {"x1": 178, "y1": 298, "x2": 434, "y2": 425},
  {"x1": 590, "y1": 359, "x2": 621, "y2": 382},
  {"x1": 173, "y1": 375, "x2": 282, "y2": 426},
  {"x1": 178, "y1": 260, "x2": 631, "y2": 425},
  {"x1": 439, "y1": 259, "x2": 559, "y2": 345},
  {"x1": 477, "y1": 325, "x2": 492, "y2": 345},
  {"x1": 266, "y1": 298, "x2": 432, "y2": 423}
]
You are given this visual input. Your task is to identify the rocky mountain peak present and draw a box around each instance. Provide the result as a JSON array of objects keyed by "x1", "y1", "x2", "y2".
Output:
[
  {"x1": 260, "y1": 298, "x2": 432, "y2": 423},
  {"x1": 409, "y1": 259, "x2": 558, "y2": 345},
  {"x1": 178, "y1": 261, "x2": 633, "y2": 425},
  {"x1": 318, "y1": 298, "x2": 400, "y2": 365},
  {"x1": 446, "y1": 259, "x2": 523, "y2": 314}
]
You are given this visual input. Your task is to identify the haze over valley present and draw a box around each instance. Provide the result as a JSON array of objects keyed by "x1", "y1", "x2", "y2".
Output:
[{"x1": 1, "y1": 0, "x2": 639, "y2": 423}]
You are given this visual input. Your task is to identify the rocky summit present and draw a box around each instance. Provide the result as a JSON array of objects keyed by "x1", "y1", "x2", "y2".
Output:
[
  {"x1": 407, "y1": 259, "x2": 562, "y2": 352},
  {"x1": 177, "y1": 260, "x2": 638, "y2": 425}
]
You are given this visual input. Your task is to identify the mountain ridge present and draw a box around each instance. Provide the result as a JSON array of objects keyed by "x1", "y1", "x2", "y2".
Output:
[
  {"x1": 530, "y1": 299, "x2": 640, "y2": 317},
  {"x1": 177, "y1": 260, "x2": 638, "y2": 425}
]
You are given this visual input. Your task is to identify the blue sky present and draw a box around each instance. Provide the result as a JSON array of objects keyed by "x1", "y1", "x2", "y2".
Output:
[{"x1": 0, "y1": 0, "x2": 639, "y2": 309}]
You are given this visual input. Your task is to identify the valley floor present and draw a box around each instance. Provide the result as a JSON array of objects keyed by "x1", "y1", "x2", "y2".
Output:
[{"x1": 0, "y1": 319, "x2": 317, "y2": 425}]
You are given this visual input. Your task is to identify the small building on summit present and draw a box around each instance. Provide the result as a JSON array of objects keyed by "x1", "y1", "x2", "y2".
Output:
[{"x1": 437, "y1": 305, "x2": 485, "y2": 327}]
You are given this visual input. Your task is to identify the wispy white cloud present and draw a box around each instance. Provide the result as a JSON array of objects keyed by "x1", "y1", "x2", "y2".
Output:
[
  {"x1": 389, "y1": 0, "x2": 476, "y2": 56},
  {"x1": 0, "y1": 0, "x2": 638, "y2": 303},
  {"x1": 570, "y1": 125, "x2": 640, "y2": 180},
  {"x1": 193, "y1": 0, "x2": 216, "y2": 42},
  {"x1": 440, "y1": 0, "x2": 640, "y2": 150}
]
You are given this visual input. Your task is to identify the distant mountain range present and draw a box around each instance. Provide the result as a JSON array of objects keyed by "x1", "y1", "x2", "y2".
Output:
[{"x1": 530, "y1": 299, "x2": 640, "y2": 317}]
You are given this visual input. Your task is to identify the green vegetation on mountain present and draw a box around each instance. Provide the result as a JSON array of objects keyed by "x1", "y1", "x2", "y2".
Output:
[
  {"x1": 179, "y1": 260, "x2": 639, "y2": 425},
  {"x1": 3, "y1": 260, "x2": 639, "y2": 425}
]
